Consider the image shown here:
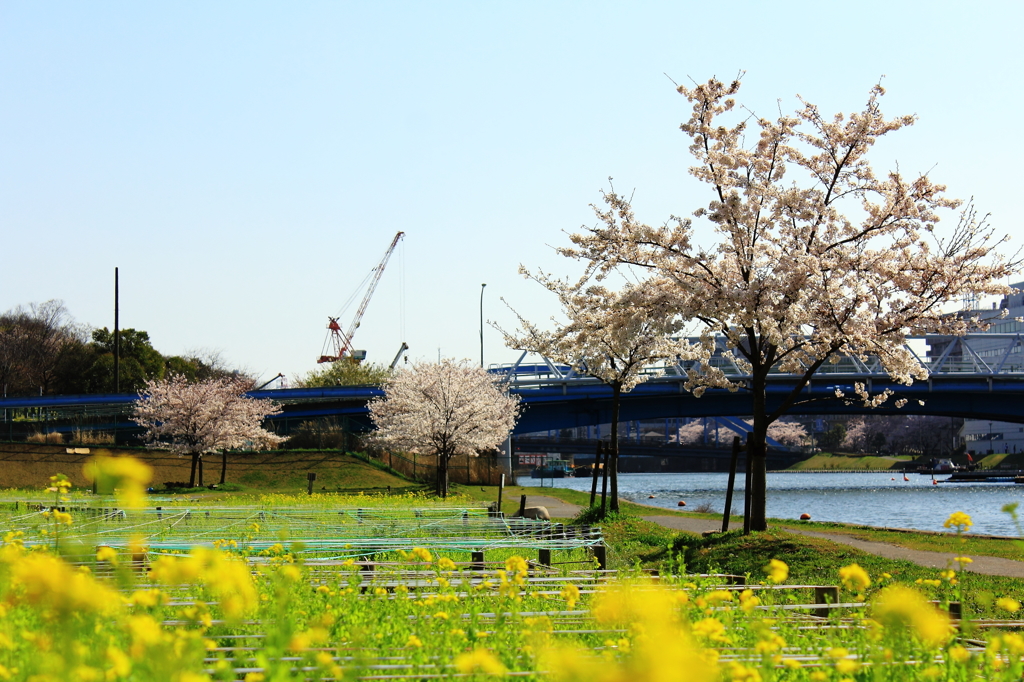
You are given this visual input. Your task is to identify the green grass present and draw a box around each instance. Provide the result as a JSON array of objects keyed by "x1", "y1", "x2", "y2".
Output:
[
  {"x1": 676, "y1": 528, "x2": 1024, "y2": 619},
  {"x1": 788, "y1": 453, "x2": 914, "y2": 470},
  {"x1": 773, "y1": 519, "x2": 1024, "y2": 561}
]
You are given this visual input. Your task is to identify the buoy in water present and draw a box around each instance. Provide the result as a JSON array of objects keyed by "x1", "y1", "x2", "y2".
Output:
[
  {"x1": 800, "y1": 513, "x2": 812, "y2": 520},
  {"x1": 677, "y1": 500, "x2": 686, "y2": 507},
  {"x1": 648, "y1": 495, "x2": 656, "y2": 499},
  {"x1": 932, "y1": 479, "x2": 939, "y2": 485},
  {"x1": 891, "y1": 477, "x2": 895, "y2": 481},
  {"x1": 903, "y1": 476, "x2": 910, "y2": 481}
]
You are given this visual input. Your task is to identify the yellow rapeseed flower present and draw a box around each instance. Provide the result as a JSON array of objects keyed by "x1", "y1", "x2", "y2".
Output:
[
  {"x1": 437, "y1": 557, "x2": 456, "y2": 571},
  {"x1": 454, "y1": 648, "x2": 506, "y2": 675},
  {"x1": 997, "y1": 597, "x2": 1021, "y2": 613},
  {"x1": 83, "y1": 455, "x2": 152, "y2": 509},
  {"x1": 948, "y1": 645, "x2": 970, "y2": 663},
  {"x1": 561, "y1": 583, "x2": 580, "y2": 610},
  {"x1": 944, "y1": 511, "x2": 973, "y2": 532},
  {"x1": 765, "y1": 559, "x2": 788, "y2": 584},
  {"x1": 872, "y1": 585, "x2": 951, "y2": 648},
  {"x1": 96, "y1": 545, "x2": 118, "y2": 564},
  {"x1": 7, "y1": 552, "x2": 121, "y2": 618},
  {"x1": 839, "y1": 564, "x2": 871, "y2": 592},
  {"x1": 691, "y1": 617, "x2": 729, "y2": 643}
]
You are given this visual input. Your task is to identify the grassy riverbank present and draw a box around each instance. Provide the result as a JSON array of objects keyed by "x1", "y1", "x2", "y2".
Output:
[{"x1": 786, "y1": 452, "x2": 914, "y2": 470}]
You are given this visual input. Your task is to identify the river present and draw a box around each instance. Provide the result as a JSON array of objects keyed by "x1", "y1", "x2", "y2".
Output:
[{"x1": 521, "y1": 471, "x2": 1024, "y2": 536}]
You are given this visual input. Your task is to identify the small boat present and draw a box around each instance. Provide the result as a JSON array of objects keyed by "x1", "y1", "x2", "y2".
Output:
[{"x1": 531, "y1": 461, "x2": 574, "y2": 478}]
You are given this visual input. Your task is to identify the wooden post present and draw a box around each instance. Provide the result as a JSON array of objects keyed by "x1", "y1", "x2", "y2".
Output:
[
  {"x1": 593, "y1": 544, "x2": 607, "y2": 570},
  {"x1": 742, "y1": 436, "x2": 753, "y2": 535},
  {"x1": 814, "y1": 586, "x2": 839, "y2": 618},
  {"x1": 471, "y1": 551, "x2": 485, "y2": 571},
  {"x1": 496, "y1": 474, "x2": 505, "y2": 516},
  {"x1": 722, "y1": 436, "x2": 741, "y2": 533},
  {"x1": 307, "y1": 472, "x2": 317, "y2": 495},
  {"x1": 518, "y1": 494, "x2": 527, "y2": 516},
  {"x1": 538, "y1": 548, "x2": 551, "y2": 566},
  {"x1": 589, "y1": 443, "x2": 602, "y2": 508}
]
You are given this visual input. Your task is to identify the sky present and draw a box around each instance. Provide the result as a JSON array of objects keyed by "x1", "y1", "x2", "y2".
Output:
[{"x1": 2, "y1": 1, "x2": 1022, "y2": 387}]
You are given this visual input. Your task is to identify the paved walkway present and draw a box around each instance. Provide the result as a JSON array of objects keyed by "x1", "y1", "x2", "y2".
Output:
[
  {"x1": 517, "y1": 495, "x2": 1024, "y2": 579},
  {"x1": 517, "y1": 494, "x2": 584, "y2": 520},
  {"x1": 643, "y1": 515, "x2": 1024, "y2": 578}
]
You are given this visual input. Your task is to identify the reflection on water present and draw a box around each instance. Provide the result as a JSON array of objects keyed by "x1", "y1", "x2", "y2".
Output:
[{"x1": 521, "y1": 472, "x2": 1024, "y2": 536}]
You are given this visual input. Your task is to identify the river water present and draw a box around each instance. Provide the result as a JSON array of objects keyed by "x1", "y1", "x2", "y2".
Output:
[{"x1": 521, "y1": 472, "x2": 1024, "y2": 536}]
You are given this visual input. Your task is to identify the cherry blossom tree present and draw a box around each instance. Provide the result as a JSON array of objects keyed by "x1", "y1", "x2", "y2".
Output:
[
  {"x1": 367, "y1": 360, "x2": 521, "y2": 498},
  {"x1": 501, "y1": 278, "x2": 690, "y2": 515},
  {"x1": 675, "y1": 418, "x2": 806, "y2": 447},
  {"x1": 133, "y1": 375, "x2": 284, "y2": 487},
  {"x1": 676, "y1": 420, "x2": 708, "y2": 445},
  {"x1": 561, "y1": 77, "x2": 1018, "y2": 530},
  {"x1": 764, "y1": 420, "x2": 808, "y2": 448}
]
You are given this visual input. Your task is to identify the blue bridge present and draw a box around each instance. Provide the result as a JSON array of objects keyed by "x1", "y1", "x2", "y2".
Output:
[{"x1": 2, "y1": 334, "x2": 1024, "y2": 440}]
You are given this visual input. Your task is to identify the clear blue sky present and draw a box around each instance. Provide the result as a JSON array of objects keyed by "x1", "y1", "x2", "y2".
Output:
[{"x1": 2, "y1": 2, "x2": 1021, "y2": 385}]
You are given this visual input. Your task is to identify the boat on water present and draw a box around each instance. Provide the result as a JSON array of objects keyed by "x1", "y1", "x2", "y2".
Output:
[{"x1": 531, "y1": 461, "x2": 574, "y2": 478}]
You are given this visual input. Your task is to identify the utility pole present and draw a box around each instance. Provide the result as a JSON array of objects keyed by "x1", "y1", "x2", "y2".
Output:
[
  {"x1": 480, "y1": 283, "x2": 487, "y2": 368},
  {"x1": 114, "y1": 267, "x2": 120, "y2": 393}
]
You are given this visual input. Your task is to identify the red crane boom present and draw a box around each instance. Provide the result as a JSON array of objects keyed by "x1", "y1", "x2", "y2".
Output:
[{"x1": 318, "y1": 231, "x2": 405, "y2": 363}]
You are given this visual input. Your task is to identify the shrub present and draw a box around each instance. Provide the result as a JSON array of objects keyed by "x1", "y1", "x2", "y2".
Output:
[{"x1": 27, "y1": 431, "x2": 64, "y2": 444}]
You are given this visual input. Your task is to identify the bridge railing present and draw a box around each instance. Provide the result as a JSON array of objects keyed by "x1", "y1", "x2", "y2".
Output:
[{"x1": 494, "y1": 333, "x2": 1024, "y2": 388}]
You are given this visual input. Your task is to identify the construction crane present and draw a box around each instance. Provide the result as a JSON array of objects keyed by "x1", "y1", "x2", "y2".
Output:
[
  {"x1": 317, "y1": 231, "x2": 405, "y2": 364},
  {"x1": 390, "y1": 342, "x2": 409, "y2": 369}
]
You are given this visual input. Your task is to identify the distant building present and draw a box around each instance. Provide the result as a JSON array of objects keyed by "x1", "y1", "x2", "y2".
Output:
[{"x1": 935, "y1": 282, "x2": 1024, "y2": 455}]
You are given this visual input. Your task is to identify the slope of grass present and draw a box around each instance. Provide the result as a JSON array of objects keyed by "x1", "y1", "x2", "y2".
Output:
[
  {"x1": 676, "y1": 528, "x2": 1024, "y2": 619},
  {"x1": 787, "y1": 453, "x2": 913, "y2": 470}
]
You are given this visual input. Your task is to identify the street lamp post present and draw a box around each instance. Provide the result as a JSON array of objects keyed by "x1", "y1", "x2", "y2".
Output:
[{"x1": 480, "y1": 283, "x2": 487, "y2": 368}]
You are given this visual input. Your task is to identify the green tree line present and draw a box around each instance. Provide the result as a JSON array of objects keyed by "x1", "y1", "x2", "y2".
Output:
[{"x1": 0, "y1": 300, "x2": 242, "y2": 396}]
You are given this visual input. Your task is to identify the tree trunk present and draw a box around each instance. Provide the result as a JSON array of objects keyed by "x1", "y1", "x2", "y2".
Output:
[
  {"x1": 197, "y1": 455, "x2": 204, "y2": 488},
  {"x1": 599, "y1": 443, "x2": 609, "y2": 518},
  {"x1": 749, "y1": 374, "x2": 769, "y2": 531},
  {"x1": 220, "y1": 451, "x2": 227, "y2": 485},
  {"x1": 189, "y1": 453, "x2": 199, "y2": 488},
  {"x1": 438, "y1": 454, "x2": 450, "y2": 498},
  {"x1": 609, "y1": 383, "x2": 621, "y2": 513},
  {"x1": 589, "y1": 442, "x2": 602, "y2": 508}
]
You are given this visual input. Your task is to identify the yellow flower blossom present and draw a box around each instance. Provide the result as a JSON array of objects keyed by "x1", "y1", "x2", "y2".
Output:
[
  {"x1": 406, "y1": 634, "x2": 423, "y2": 648},
  {"x1": 410, "y1": 547, "x2": 432, "y2": 562},
  {"x1": 944, "y1": 511, "x2": 972, "y2": 532},
  {"x1": 691, "y1": 618, "x2": 729, "y2": 643},
  {"x1": 997, "y1": 597, "x2": 1021, "y2": 613},
  {"x1": 6, "y1": 552, "x2": 122, "y2": 617},
  {"x1": 765, "y1": 559, "x2": 788, "y2": 584},
  {"x1": 455, "y1": 648, "x2": 506, "y2": 675},
  {"x1": 96, "y1": 545, "x2": 119, "y2": 563},
  {"x1": 873, "y1": 585, "x2": 951, "y2": 648},
  {"x1": 705, "y1": 590, "x2": 735, "y2": 604},
  {"x1": 83, "y1": 455, "x2": 152, "y2": 509},
  {"x1": 560, "y1": 583, "x2": 580, "y2": 610},
  {"x1": 437, "y1": 557, "x2": 456, "y2": 571},
  {"x1": 948, "y1": 645, "x2": 970, "y2": 663},
  {"x1": 839, "y1": 563, "x2": 871, "y2": 592},
  {"x1": 739, "y1": 589, "x2": 761, "y2": 613}
]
